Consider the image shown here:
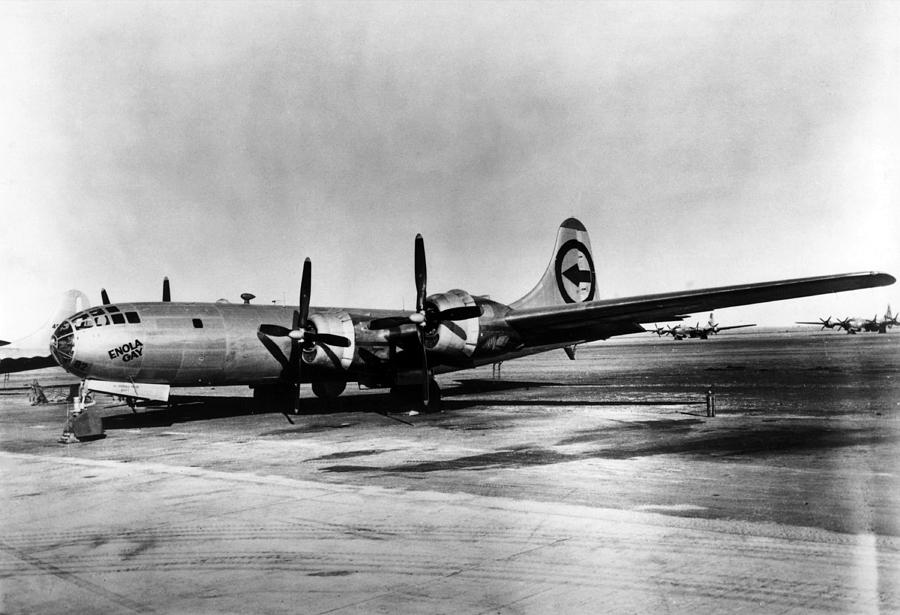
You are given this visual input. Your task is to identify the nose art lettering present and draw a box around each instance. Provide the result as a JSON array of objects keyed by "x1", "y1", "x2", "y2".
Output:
[{"x1": 107, "y1": 339, "x2": 144, "y2": 362}]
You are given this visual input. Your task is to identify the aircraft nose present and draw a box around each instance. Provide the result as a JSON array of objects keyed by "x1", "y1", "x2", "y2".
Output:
[{"x1": 50, "y1": 320, "x2": 75, "y2": 369}]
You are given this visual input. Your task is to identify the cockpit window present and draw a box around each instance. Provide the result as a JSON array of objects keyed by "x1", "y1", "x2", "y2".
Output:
[
  {"x1": 73, "y1": 314, "x2": 93, "y2": 329},
  {"x1": 68, "y1": 307, "x2": 140, "y2": 328}
]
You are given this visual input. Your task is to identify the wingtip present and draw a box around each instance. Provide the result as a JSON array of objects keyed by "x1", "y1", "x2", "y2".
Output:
[{"x1": 873, "y1": 272, "x2": 896, "y2": 286}]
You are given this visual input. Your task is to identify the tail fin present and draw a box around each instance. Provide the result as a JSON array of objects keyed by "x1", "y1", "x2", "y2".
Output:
[{"x1": 511, "y1": 218, "x2": 596, "y2": 310}]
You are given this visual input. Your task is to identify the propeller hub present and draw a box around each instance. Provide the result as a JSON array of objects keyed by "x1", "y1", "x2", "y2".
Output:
[
  {"x1": 288, "y1": 330, "x2": 305, "y2": 341},
  {"x1": 410, "y1": 312, "x2": 426, "y2": 325}
]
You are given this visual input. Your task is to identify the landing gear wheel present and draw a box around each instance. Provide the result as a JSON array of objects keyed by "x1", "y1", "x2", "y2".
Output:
[{"x1": 312, "y1": 380, "x2": 346, "y2": 399}]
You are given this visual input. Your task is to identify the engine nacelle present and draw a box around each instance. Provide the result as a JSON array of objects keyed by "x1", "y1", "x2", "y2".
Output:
[
  {"x1": 302, "y1": 310, "x2": 356, "y2": 371},
  {"x1": 423, "y1": 289, "x2": 479, "y2": 359}
]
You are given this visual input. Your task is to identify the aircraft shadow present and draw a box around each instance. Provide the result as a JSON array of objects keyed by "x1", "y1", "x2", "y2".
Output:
[
  {"x1": 98, "y1": 382, "x2": 704, "y2": 430},
  {"x1": 101, "y1": 391, "x2": 430, "y2": 430},
  {"x1": 100, "y1": 396, "x2": 260, "y2": 430}
]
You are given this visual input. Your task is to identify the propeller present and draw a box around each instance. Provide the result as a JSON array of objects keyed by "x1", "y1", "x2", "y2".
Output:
[
  {"x1": 368, "y1": 234, "x2": 482, "y2": 408},
  {"x1": 835, "y1": 317, "x2": 854, "y2": 333},
  {"x1": 257, "y1": 258, "x2": 351, "y2": 413},
  {"x1": 649, "y1": 324, "x2": 671, "y2": 337}
]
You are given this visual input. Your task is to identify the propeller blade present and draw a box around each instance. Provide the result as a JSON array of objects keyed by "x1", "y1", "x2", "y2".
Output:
[
  {"x1": 306, "y1": 332, "x2": 352, "y2": 348},
  {"x1": 259, "y1": 324, "x2": 291, "y2": 337},
  {"x1": 100, "y1": 288, "x2": 110, "y2": 305},
  {"x1": 414, "y1": 234, "x2": 426, "y2": 313},
  {"x1": 436, "y1": 305, "x2": 483, "y2": 321},
  {"x1": 299, "y1": 258, "x2": 311, "y2": 331},
  {"x1": 419, "y1": 328, "x2": 429, "y2": 406},
  {"x1": 256, "y1": 329, "x2": 290, "y2": 370},
  {"x1": 293, "y1": 259, "x2": 315, "y2": 414},
  {"x1": 294, "y1": 364, "x2": 302, "y2": 414},
  {"x1": 162, "y1": 277, "x2": 171, "y2": 302}
]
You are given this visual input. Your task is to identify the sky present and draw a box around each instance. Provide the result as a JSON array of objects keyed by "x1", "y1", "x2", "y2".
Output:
[{"x1": 1, "y1": 1, "x2": 898, "y2": 339}]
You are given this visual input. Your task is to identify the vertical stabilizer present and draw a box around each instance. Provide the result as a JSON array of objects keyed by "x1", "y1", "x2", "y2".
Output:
[{"x1": 511, "y1": 218, "x2": 596, "y2": 310}]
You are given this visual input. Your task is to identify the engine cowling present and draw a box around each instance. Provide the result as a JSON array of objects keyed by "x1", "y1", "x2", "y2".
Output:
[
  {"x1": 302, "y1": 310, "x2": 356, "y2": 371},
  {"x1": 423, "y1": 289, "x2": 480, "y2": 359}
]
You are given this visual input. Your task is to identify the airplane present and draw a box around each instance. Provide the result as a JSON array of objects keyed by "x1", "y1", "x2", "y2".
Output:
[
  {"x1": 649, "y1": 314, "x2": 755, "y2": 340},
  {"x1": 797, "y1": 305, "x2": 898, "y2": 334},
  {"x1": 4, "y1": 218, "x2": 894, "y2": 414}
]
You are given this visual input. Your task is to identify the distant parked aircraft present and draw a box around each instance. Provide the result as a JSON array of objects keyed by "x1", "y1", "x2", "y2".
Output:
[
  {"x1": 796, "y1": 305, "x2": 897, "y2": 334},
  {"x1": 650, "y1": 313, "x2": 756, "y2": 340}
]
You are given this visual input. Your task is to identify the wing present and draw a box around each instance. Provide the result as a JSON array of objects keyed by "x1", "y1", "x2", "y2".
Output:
[
  {"x1": 715, "y1": 324, "x2": 756, "y2": 332},
  {"x1": 506, "y1": 271, "x2": 894, "y2": 343},
  {"x1": 0, "y1": 352, "x2": 58, "y2": 374}
]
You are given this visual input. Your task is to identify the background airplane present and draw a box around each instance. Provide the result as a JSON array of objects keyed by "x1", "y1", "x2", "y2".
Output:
[
  {"x1": 796, "y1": 305, "x2": 897, "y2": 334},
  {"x1": 4, "y1": 218, "x2": 894, "y2": 413},
  {"x1": 650, "y1": 314, "x2": 756, "y2": 340}
]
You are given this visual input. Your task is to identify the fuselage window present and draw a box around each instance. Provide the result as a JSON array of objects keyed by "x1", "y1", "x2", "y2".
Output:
[
  {"x1": 106, "y1": 306, "x2": 120, "y2": 313},
  {"x1": 192, "y1": 318, "x2": 203, "y2": 328},
  {"x1": 111, "y1": 313, "x2": 126, "y2": 325},
  {"x1": 73, "y1": 315, "x2": 93, "y2": 329},
  {"x1": 125, "y1": 311, "x2": 141, "y2": 324}
]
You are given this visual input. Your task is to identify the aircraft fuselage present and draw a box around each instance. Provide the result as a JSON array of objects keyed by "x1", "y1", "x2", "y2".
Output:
[{"x1": 49, "y1": 298, "x2": 619, "y2": 389}]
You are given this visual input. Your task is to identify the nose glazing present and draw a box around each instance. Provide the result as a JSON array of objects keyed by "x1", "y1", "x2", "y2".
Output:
[{"x1": 50, "y1": 320, "x2": 75, "y2": 367}]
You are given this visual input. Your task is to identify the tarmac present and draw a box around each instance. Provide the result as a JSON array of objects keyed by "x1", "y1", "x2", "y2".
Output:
[{"x1": 1, "y1": 331, "x2": 898, "y2": 613}]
